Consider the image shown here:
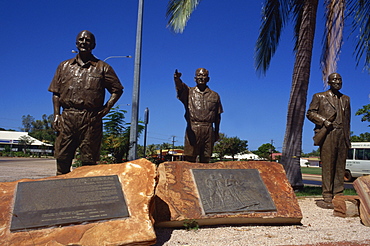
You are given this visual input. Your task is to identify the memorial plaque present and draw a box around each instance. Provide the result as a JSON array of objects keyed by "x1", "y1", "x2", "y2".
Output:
[
  {"x1": 10, "y1": 175, "x2": 129, "y2": 231},
  {"x1": 192, "y1": 169, "x2": 276, "y2": 214}
]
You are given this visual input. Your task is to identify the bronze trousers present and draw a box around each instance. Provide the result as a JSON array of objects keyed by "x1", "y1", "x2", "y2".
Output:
[
  {"x1": 55, "y1": 109, "x2": 102, "y2": 175},
  {"x1": 184, "y1": 123, "x2": 214, "y2": 163},
  {"x1": 320, "y1": 128, "x2": 348, "y2": 201}
]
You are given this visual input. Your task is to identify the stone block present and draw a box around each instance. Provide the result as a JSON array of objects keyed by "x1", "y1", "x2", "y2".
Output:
[
  {"x1": 332, "y1": 195, "x2": 360, "y2": 217},
  {"x1": 0, "y1": 158, "x2": 157, "y2": 246},
  {"x1": 353, "y1": 175, "x2": 370, "y2": 226},
  {"x1": 153, "y1": 161, "x2": 302, "y2": 227}
]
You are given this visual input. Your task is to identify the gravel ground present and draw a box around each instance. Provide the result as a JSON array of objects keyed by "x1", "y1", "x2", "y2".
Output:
[
  {"x1": 154, "y1": 197, "x2": 370, "y2": 246},
  {"x1": 1, "y1": 157, "x2": 369, "y2": 245}
]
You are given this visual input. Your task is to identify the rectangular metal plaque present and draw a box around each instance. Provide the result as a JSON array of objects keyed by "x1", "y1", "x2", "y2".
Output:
[
  {"x1": 10, "y1": 175, "x2": 129, "y2": 231},
  {"x1": 192, "y1": 169, "x2": 277, "y2": 214}
]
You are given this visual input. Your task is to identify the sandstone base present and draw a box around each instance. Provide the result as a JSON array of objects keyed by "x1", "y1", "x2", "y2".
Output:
[
  {"x1": 354, "y1": 176, "x2": 370, "y2": 226},
  {"x1": 0, "y1": 159, "x2": 157, "y2": 246},
  {"x1": 332, "y1": 195, "x2": 360, "y2": 217},
  {"x1": 153, "y1": 161, "x2": 302, "y2": 227}
]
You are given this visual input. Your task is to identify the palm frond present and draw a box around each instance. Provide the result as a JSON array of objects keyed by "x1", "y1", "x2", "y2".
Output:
[
  {"x1": 254, "y1": 0, "x2": 290, "y2": 75},
  {"x1": 347, "y1": 0, "x2": 370, "y2": 71},
  {"x1": 320, "y1": 0, "x2": 345, "y2": 87},
  {"x1": 166, "y1": 0, "x2": 202, "y2": 33}
]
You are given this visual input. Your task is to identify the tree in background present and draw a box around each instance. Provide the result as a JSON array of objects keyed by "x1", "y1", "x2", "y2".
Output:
[
  {"x1": 356, "y1": 104, "x2": 370, "y2": 127},
  {"x1": 351, "y1": 104, "x2": 370, "y2": 142},
  {"x1": 213, "y1": 133, "x2": 228, "y2": 159},
  {"x1": 0, "y1": 128, "x2": 15, "y2": 131},
  {"x1": 213, "y1": 133, "x2": 248, "y2": 160},
  {"x1": 252, "y1": 143, "x2": 279, "y2": 161},
  {"x1": 21, "y1": 114, "x2": 55, "y2": 144},
  {"x1": 302, "y1": 148, "x2": 320, "y2": 157},
  {"x1": 18, "y1": 135, "x2": 35, "y2": 154},
  {"x1": 30, "y1": 114, "x2": 55, "y2": 144},
  {"x1": 160, "y1": 142, "x2": 172, "y2": 151},
  {"x1": 102, "y1": 106, "x2": 144, "y2": 163},
  {"x1": 102, "y1": 107, "x2": 126, "y2": 163},
  {"x1": 145, "y1": 144, "x2": 158, "y2": 157},
  {"x1": 103, "y1": 106, "x2": 126, "y2": 136},
  {"x1": 21, "y1": 115, "x2": 34, "y2": 132},
  {"x1": 351, "y1": 132, "x2": 370, "y2": 142}
]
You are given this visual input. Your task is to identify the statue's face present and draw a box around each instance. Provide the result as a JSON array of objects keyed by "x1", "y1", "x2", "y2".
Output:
[
  {"x1": 328, "y1": 73, "x2": 342, "y2": 91},
  {"x1": 194, "y1": 69, "x2": 209, "y2": 85},
  {"x1": 76, "y1": 31, "x2": 95, "y2": 53}
]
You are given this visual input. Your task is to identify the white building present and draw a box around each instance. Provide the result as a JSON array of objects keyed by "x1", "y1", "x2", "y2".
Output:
[
  {"x1": 222, "y1": 153, "x2": 263, "y2": 161},
  {"x1": 0, "y1": 131, "x2": 53, "y2": 154}
]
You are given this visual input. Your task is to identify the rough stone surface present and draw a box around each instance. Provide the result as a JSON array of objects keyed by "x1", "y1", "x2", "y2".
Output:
[
  {"x1": 353, "y1": 175, "x2": 370, "y2": 226},
  {"x1": 332, "y1": 195, "x2": 360, "y2": 217},
  {"x1": 0, "y1": 158, "x2": 157, "y2": 246},
  {"x1": 153, "y1": 161, "x2": 302, "y2": 227}
]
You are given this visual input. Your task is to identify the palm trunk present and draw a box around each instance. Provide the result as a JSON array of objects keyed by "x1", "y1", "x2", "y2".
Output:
[{"x1": 281, "y1": 0, "x2": 318, "y2": 190}]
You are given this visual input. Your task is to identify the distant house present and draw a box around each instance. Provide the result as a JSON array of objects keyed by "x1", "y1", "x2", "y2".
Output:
[
  {"x1": 154, "y1": 148, "x2": 185, "y2": 162},
  {"x1": 271, "y1": 152, "x2": 282, "y2": 160},
  {"x1": 300, "y1": 157, "x2": 320, "y2": 167},
  {"x1": 222, "y1": 153, "x2": 263, "y2": 161},
  {"x1": 0, "y1": 131, "x2": 53, "y2": 155},
  {"x1": 152, "y1": 150, "x2": 265, "y2": 162}
]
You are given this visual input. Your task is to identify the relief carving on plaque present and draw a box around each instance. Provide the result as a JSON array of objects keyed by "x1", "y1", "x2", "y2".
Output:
[{"x1": 192, "y1": 169, "x2": 276, "y2": 214}]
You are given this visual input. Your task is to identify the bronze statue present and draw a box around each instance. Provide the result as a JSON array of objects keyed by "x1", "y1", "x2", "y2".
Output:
[
  {"x1": 48, "y1": 30, "x2": 123, "y2": 175},
  {"x1": 307, "y1": 73, "x2": 351, "y2": 208},
  {"x1": 174, "y1": 68, "x2": 223, "y2": 163}
]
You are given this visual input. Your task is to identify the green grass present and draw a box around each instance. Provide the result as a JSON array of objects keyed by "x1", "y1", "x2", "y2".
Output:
[
  {"x1": 295, "y1": 186, "x2": 357, "y2": 197},
  {"x1": 301, "y1": 166, "x2": 322, "y2": 175}
]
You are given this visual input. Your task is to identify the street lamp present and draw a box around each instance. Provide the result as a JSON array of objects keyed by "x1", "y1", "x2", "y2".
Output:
[
  {"x1": 71, "y1": 50, "x2": 132, "y2": 61},
  {"x1": 128, "y1": 0, "x2": 144, "y2": 161},
  {"x1": 104, "y1": 56, "x2": 132, "y2": 61}
]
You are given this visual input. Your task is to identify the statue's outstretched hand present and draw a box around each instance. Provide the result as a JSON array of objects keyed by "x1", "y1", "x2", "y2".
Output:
[{"x1": 174, "y1": 69, "x2": 182, "y2": 79}]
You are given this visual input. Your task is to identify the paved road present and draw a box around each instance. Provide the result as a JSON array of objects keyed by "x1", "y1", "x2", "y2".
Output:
[
  {"x1": 302, "y1": 173, "x2": 354, "y2": 189},
  {"x1": 0, "y1": 157, "x2": 56, "y2": 182},
  {"x1": 0, "y1": 157, "x2": 354, "y2": 189}
]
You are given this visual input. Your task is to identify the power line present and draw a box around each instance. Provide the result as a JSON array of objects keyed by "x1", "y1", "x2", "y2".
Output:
[{"x1": 147, "y1": 136, "x2": 169, "y2": 141}]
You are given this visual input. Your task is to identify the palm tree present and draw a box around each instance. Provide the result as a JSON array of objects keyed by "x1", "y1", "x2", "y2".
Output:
[
  {"x1": 166, "y1": 0, "x2": 369, "y2": 69},
  {"x1": 166, "y1": 0, "x2": 369, "y2": 189},
  {"x1": 268, "y1": 0, "x2": 318, "y2": 190},
  {"x1": 254, "y1": 0, "x2": 319, "y2": 190},
  {"x1": 255, "y1": 0, "x2": 368, "y2": 189}
]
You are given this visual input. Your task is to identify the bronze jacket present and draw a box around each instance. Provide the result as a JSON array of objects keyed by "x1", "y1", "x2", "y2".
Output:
[{"x1": 307, "y1": 90, "x2": 351, "y2": 147}]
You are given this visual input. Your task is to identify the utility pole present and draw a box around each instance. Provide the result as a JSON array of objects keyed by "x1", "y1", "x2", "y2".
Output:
[
  {"x1": 128, "y1": 0, "x2": 144, "y2": 161},
  {"x1": 171, "y1": 136, "x2": 177, "y2": 161},
  {"x1": 171, "y1": 136, "x2": 176, "y2": 150}
]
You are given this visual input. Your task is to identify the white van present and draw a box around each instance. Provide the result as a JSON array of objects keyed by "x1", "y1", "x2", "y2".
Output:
[{"x1": 345, "y1": 142, "x2": 370, "y2": 181}]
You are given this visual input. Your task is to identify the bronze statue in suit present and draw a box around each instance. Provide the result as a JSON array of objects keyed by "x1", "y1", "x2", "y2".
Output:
[{"x1": 307, "y1": 73, "x2": 351, "y2": 208}]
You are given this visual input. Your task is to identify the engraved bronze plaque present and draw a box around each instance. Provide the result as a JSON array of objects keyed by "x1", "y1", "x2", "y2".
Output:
[
  {"x1": 192, "y1": 169, "x2": 276, "y2": 214},
  {"x1": 10, "y1": 175, "x2": 129, "y2": 231}
]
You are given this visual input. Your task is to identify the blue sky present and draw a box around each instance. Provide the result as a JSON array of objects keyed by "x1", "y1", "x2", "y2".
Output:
[{"x1": 0, "y1": 1, "x2": 368, "y2": 153}]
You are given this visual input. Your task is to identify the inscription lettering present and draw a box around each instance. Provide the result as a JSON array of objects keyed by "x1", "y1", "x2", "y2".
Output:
[{"x1": 11, "y1": 175, "x2": 129, "y2": 231}]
